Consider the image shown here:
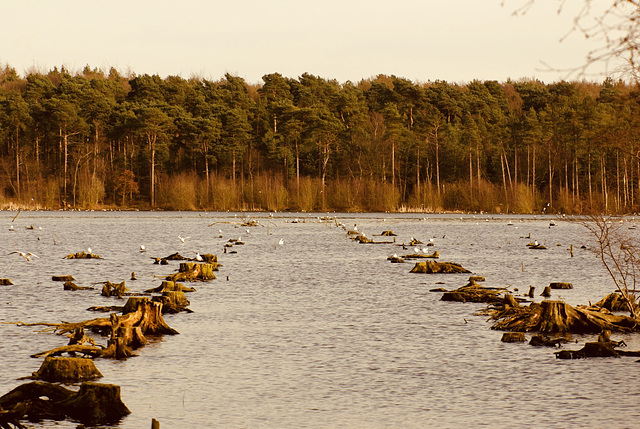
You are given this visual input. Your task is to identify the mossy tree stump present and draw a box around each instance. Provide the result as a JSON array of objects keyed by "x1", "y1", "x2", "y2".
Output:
[{"x1": 31, "y1": 357, "x2": 103, "y2": 382}]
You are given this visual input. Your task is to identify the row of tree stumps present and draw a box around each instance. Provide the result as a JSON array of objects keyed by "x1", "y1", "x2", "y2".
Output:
[
  {"x1": 0, "y1": 250, "x2": 219, "y2": 428},
  {"x1": 350, "y1": 222, "x2": 640, "y2": 362}
]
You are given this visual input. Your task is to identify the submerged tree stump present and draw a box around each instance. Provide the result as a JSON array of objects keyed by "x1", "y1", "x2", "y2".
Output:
[
  {"x1": 501, "y1": 332, "x2": 526, "y2": 342},
  {"x1": 167, "y1": 263, "x2": 216, "y2": 281},
  {"x1": 410, "y1": 260, "x2": 470, "y2": 274},
  {"x1": 529, "y1": 333, "x2": 573, "y2": 347},
  {"x1": 152, "y1": 290, "x2": 191, "y2": 314},
  {"x1": 492, "y1": 300, "x2": 640, "y2": 334},
  {"x1": 0, "y1": 278, "x2": 13, "y2": 285},
  {"x1": 30, "y1": 298, "x2": 178, "y2": 360},
  {"x1": 52, "y1": 275, "x2": 75, "y2": 282},
  {"x1": 30, "y1": 357, "x2": 103, "y2": 382},
  {"x1": 550, "y1": 282, "x2": 573, "y2": 289},
  {"x1": 145, "y1": 280, "x2": 196, "y2": 294},
  {"x1": 101, "y1": 281, "x2": 128, "y2": 298},
  {"x1": 63, "y1": 281, "x2": 94, "y2": 291},
  {"x1": 441, "y1": 284, "x2": 505, "y2": 304},
  {"x1": 0, "y1": 381, "x2": 129, "y2": 426},
  {"x1": 595, "y1": 292, "x2": 639, "y2": 313},
  {"x1": 64, "y1": 252, "x2": 100, "y2": 259}
]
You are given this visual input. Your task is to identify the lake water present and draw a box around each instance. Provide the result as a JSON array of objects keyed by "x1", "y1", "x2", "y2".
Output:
[{"x1": 2, "y1": 211, "x2": 640, "y2": 428}]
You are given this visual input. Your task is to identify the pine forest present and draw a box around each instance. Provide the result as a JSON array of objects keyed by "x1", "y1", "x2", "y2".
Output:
[{"x1": 0, "y1": 65, "x2": 639, "y2": 214}]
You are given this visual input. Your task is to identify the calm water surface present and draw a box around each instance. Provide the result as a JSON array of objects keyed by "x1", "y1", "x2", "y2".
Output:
[{"x1": 1, "y1": 211, "x2": 640, "y2": 428}]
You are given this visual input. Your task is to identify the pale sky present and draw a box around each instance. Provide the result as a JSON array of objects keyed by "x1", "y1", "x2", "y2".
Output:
[{"x1": 0, "y1": 0, "x2": 613, "y2": 85}]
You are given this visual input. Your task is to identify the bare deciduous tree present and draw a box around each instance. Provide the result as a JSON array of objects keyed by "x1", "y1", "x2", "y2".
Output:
[
  {"x1": 584, "y1": 215, "x2": 640, "y2": 319},
  {"x1": 506, "y1": 0, "x2": 640, "y2": 83}
]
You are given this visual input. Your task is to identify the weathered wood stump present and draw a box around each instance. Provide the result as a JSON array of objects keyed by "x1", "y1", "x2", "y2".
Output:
[
  {"x1": 0, "y1": 278, "x2": 13, "y2": 285},
  {"x1": 64, "y1": 251, "x2": 100, "y2": 259},
  {"x1": 30, "y1": 357, "x2": 103, "y2": 382},
  {"x1": 492, "y1": 300, "x2": 640, "y2": 334},
  {"x1": 167, "y1": 263, "x2": 216, "y2": 281},
  {"x1": 441, "y1": 284, "x2": 505, "y2": 304},
  {"x1": 501, "y1": 332, "x2": 526, "y2": 342},
  {"x1": 197, "y1": 253, "x2": 218, "y2": 264},
  {"x1": 594, "y1": 292, "x2": 638, "y2": 313},
  {"x1": 101, "y1": 281, "x2": 128, "y2": 298},
  {"x1": 52, "y1": 275, "x2": 75, "y2": 282},
  {"x1": 31, "y1": 298, "x2": 178, "y2": 360},
  {"x1": 529, "y1": 334, "x2": 572, "y2": 347},
  {"x1": 0, "y1": 381, "x2": 130, "y2": 426},
  {"x1": 63, "y1": 281, "x2": 94, "y2": 291},
  {"x1": 152, "y1": 291, "x2": 191, "y2": 314},
  {"x1": 550, "y1": 282, "x2": 573, "y2": 289},
  {"x1": 145, "y1": 280, "x2": 196, "y2": 294},
  {"x1": 541, "y1": 286, "x2": 552, "y2": 297},
  {"x1": 410, "y1": 260, "x2": 470, "y2": 274}
]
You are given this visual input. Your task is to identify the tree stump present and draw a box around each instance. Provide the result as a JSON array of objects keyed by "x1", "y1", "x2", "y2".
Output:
[
  {"x1": 52, "y1": 275, "x2": 75, "y2": 282},
  {"x1": 64, "y1": 252, "x2": 100, "y2": 259},
  {"x1": 152, "y1": 291, "x2": 191, "y2": 314},
  {"x1": 595, "y1": 292, "x2": 638, "y2": 313},
  {"x1": 58, "y1": 382, "x2": 130, "y2": 425},
  {"x1": 0, "y1": 278, "x2": 13, "y2": 285},
  {"x1": 31, "y1": 357, "x2": 103, "y2": 382},
  {"x1": 101, "y1": 281, "x2": 128, "y2": 298},
  {"x1": 492, "y1": 300, "x2": 640, "y2": 334},
  {"x1": 541, "y1": 286, "x2": 552, "y2": 297},
  {"x1": 501, "y1": 332, "x2": 526, "y2": 342},
  {"x1": 410, "y1": 260, "x2": 470, "y2": 274},
  {"x1": 145, "y1": 280, "x2": 196, "y2": 294},
  {"x1": 550, "y1": 282, "x2": 573, "y2": 289},
  {"x1": 167, "y1": 263, "x2": 217, "y2": 281},
  {"x1": 63, "y1": 281, "x2": 94, "y2": 291}
]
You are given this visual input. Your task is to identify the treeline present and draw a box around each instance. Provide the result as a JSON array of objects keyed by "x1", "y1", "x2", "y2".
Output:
[{"x1": 0, "y1": 64, "x2": 639, "y2": 213}]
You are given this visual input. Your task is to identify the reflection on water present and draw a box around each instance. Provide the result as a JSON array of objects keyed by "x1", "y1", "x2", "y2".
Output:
[{"x1": 1, "y1": 212, "x2": 640, "y2": 428}]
